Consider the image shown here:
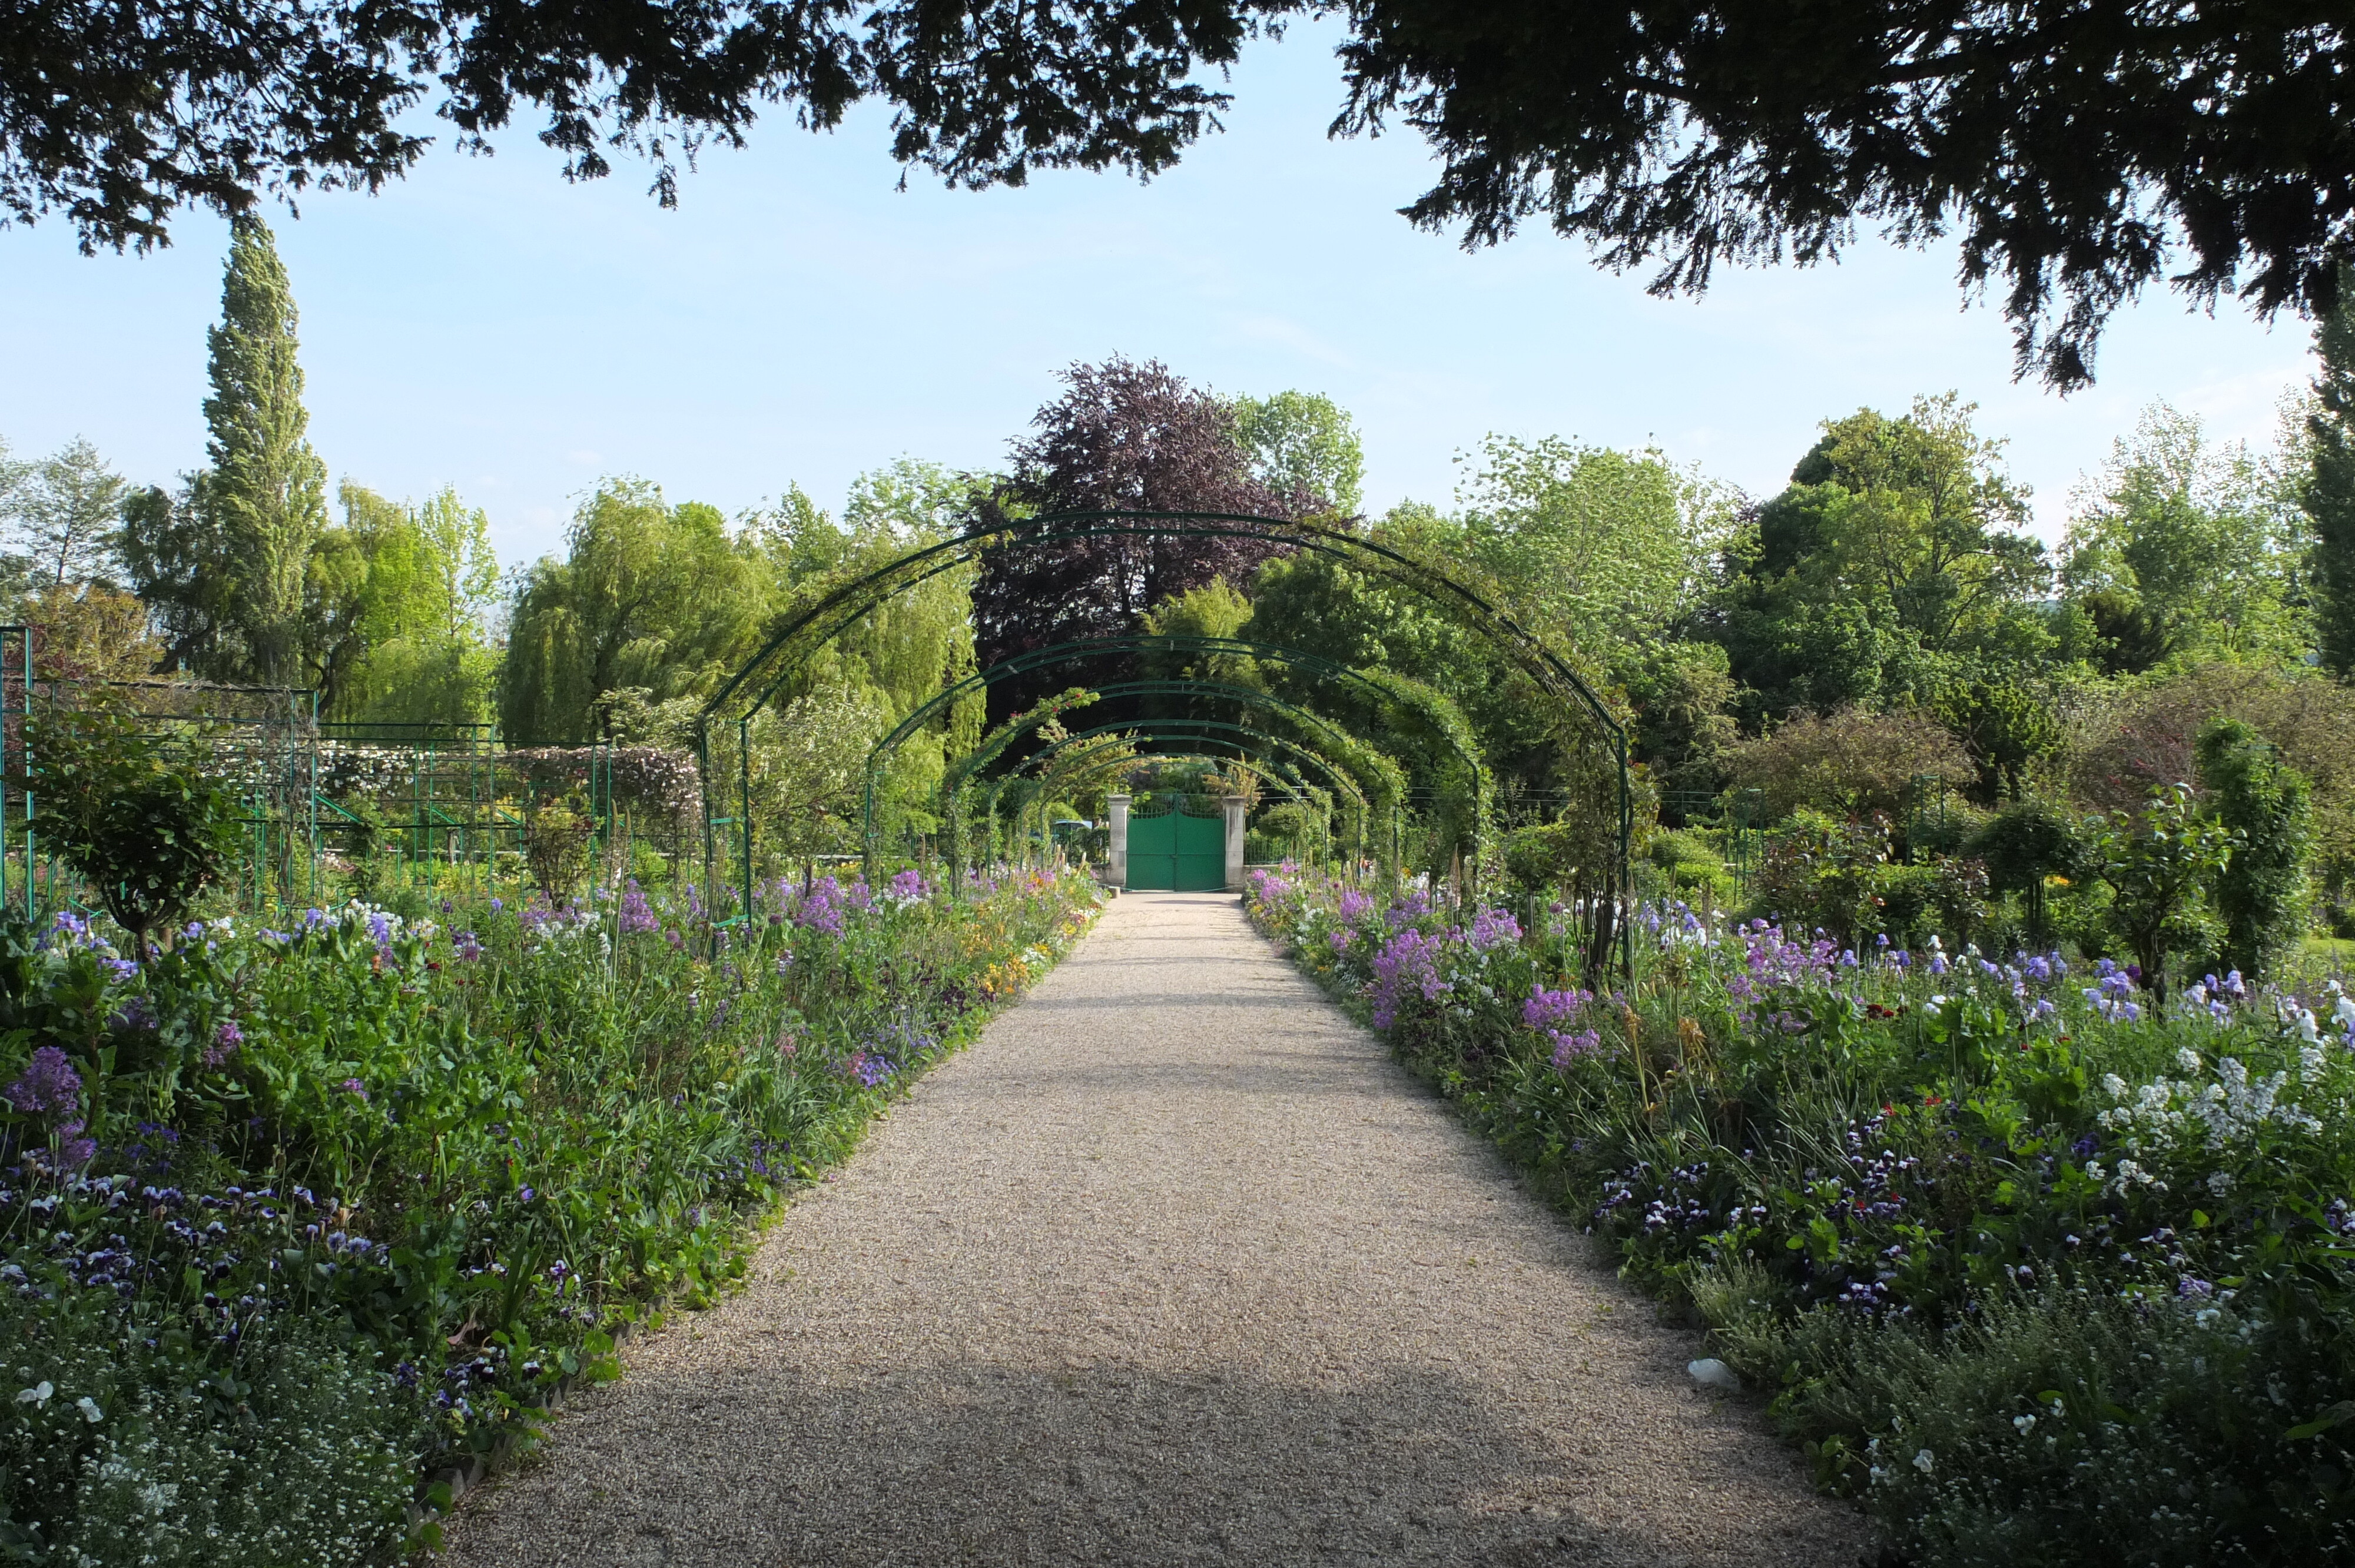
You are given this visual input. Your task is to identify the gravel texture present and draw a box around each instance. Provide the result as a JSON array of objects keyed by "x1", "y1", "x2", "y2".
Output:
[{"x1": 444, "y1": 891, "x2": 1874, "y2": 1567}]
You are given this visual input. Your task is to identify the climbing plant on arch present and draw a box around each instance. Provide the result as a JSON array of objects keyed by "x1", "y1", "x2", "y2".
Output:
[
  {"x1": 988, "y1": 715, "x2": 1382, "y2": 875},
  {"x1": 696, "y1": 510, "x2": 1631, "y2": 966},
  {"x1": 877, "y1": 669, "x2": 1410, "y2": 882}
]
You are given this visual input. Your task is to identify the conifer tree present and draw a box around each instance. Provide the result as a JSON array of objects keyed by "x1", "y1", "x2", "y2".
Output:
[
  {"x1": 2307, "y1": 263, "x2": 2355, "y2": 675},
  {"x1": 203, "y1": 217, "x2": 327, "y2": 687}
]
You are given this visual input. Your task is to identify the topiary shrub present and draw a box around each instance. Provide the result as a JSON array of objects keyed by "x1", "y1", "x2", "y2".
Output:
[
  {"x1": 1645, "y1": 827, "x2": 1737, "y2": 906},
  {"x1": 2195, "y1": 717, "x2": 2313, "y2": 979},
  {"x1": 1500, "y1": 821, "x2": 1580, "y2": 894},
  {"x1": 17, "y1": 700, "x2": 243, "y2": 955}
]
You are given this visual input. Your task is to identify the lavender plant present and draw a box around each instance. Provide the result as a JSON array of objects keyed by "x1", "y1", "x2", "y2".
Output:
[{"x1": 1248, "y1": 865, "x2": 2355, "y2": 1567}]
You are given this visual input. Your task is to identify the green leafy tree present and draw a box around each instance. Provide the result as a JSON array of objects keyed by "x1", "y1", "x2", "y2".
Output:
[
  {"x1": 200, "y1": 217, "x2": 329, "y2": 687},
  {"x1": 330, "y1": 484, "x2": 500, "y2": 725},
  {"x1": 499, "y1": 481, "x2": 775, "y2": 743},
  {"x1": 2307, "y1": 264, "x2": 2355, "y2": 675},
  {"x1": 2091, "y1": 786, "x2": 2235, "y2": 1001},
  {"x1": 17, "y1": 701, "x2": 243, "y2": 955},
  {"x1": 2062, "y1": 401, "x2": 2312, "y2": 675},
  {"x1": 1230, "y1": 391, "x2": 1365, "y2": 517},
  {"x1": 121, "y1": 480, "x2": 234, "y2": 676},
  {"x1": 1719, "y1": 394, "x2": 2049, "y2": 722},
  {"x1": 2195, "y1": 717, "x2": 2313, "y2": 980},
  {"x1": 2, "y1": 436, "x2": 127, "y2": 590},
  {"x1": 1459, "y1": 434, "x2": 1725, "y2": 666}
]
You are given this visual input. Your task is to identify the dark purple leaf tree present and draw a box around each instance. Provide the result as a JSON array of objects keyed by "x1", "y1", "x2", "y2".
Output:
[{"x1": 973, "y1": 357, "x2": 1322, "y2": 695}]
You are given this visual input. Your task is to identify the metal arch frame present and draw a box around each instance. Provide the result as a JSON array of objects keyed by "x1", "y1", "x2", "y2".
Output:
[
  {"x1": 997, "y1": 719, "x2": 1376, "y2": 871},
  {"x1": 940, "y1": 696, "x2": 1375, "y2": 879},
  {"x1": 864, "y1": 633, "x2": 1487, "y2": 794},
  {"x1": 855, "y1": 636, "x2": 1469, "y2": 879},
  {"x1": 1003, "y1": 729, "x2": 1345, "y2": 876},
  {"x1": 1026, "y1": 744, "x2": 1322, "y2": 878},
  {"x1": 896, "y1": 676, "x2": 1388, "y2": 873},
  {"x1": 696, "y1": 509, "x2": 1632, "y2": 972}
]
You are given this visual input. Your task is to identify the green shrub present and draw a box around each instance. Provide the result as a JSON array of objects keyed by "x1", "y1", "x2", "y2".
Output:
[
  {"x1": 14, "y1": 702, "x2": 243, "y2": 954},
  {"x1": 2197, "y1": 717, "x2": 2314, "y2": 979},
  {"x1": 1500, "y1": 822, "x2": 1579, "y2": 893},
  {"x1": 1645, "y1": 828, "x2": 1736, "y2": 905}
]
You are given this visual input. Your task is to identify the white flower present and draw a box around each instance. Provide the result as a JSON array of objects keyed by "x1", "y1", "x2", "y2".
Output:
[
  {"x1": 1913, "y1": 1448, "x2": 1936, "y2": 1474},
  {"x1": 135, "y1": 1481, "x2": 177, "y2": 1512},
  {"x1": 2177, "y1": 1048, "x2": 2202, "y2": 1075},
  {"x1": 2013, "y1": 1414, "x2": 2036, "y2": 1435},
  {"x1": 76, "y1": 1396, "x2": 101, "y2": 1423},
  {"x1": 2207, "y1": 1171, "x2": 2235, "y2": 1196},
  {"x1": 15, "y1": 1381, "x2": 52, "y2": 1407}
]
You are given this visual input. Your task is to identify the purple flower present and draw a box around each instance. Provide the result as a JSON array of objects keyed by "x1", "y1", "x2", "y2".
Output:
[
  {"x1": 1369, "y1": 930, "x2": 1448, "y2": 1028},
  {"x1": 337, "y1": 1078, "x2": 369, "y2": 1102},
  {"x1": 518, "y1": 1187, "x2": 536, "y2": 1203},
  {"x1": 1524, "y1": 985, "x2": 1594, "y2": 1032},
  {"x1": 202, "y1": 1020, "x2": 244, "y2": 1068},
  {"x1": 453, "y1": 931, "x2": 483, "y2": 962},
  {"x1": 885, "y1": 869, "x2": 929, "y2": 905},
  {"x1": 489, "y1": 897, "x2": 504, "y2": 913},
  {"x1": 1550, "y1": 1028, "x2": 1605, "y2": 1068},
  {"x1": 4, "y1": 1047, "x2": 82, "y2": 1115},
  {"x1": 617, "y1": 879, "x2": 659, "y2": 935},
  {"x1": 1468, "y1": 906, "x2": 1523, "y2": 951}
]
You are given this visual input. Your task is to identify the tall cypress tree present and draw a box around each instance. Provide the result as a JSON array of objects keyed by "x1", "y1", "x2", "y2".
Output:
[
  {"x1": 2307, "y1": 263, "x2": 2355, "y2": 675},
  {"x1": 202, "y1": 217, "x2": 327, "y2": 687}
]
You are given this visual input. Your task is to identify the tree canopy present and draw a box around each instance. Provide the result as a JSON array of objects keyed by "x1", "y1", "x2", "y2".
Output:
[{"x1": 9, "y1": 2, "x2": 2348, "y2": 385}]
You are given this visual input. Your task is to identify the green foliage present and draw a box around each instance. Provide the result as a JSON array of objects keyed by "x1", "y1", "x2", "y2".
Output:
[
  {"x1": 1753, "y1": 810, "x2": 1986, "y2": 947},
  {"x1": 1644, "y1": 827, "x2": 1734, "y2": 904},
  {"x1": 2308, "y1": 263, "x2": 2355, "y2": 676},
  {"x1": 1718, "y1": 396, "x2": 2049, "y2": 723},
  {"x1": 17, "y1": 703, "x2": 243, "y2": 951},
  {"x1": 2062, "y1": 401, "x2": 2313, "y2": 676},
  {"x1": 1725, "y1": 703, "x2": 1972, "y2": 822},
  {"x1": 2195, "y1": 718, "x2": 2313, "y2": 979},
  {"x1": 2089, "y1": 786, "x2": 2234, "y2": 994},
  {"x1": 1460, "y1": 433, "x2": 1729, "y2": 667},
  {"x1": 522, "y1": 790, "x2": 598, "y2": 899},
  {"x1": 1966, "y1": 798, "x2": 2088, "y2": 901},
  {"x1": 1229, "y1": 390, "x2": 1364, "y2": 515},
  {"x1": 1499, "y1": 821, "x2": 1578, "y2": 894},
  {"x1": 1, "y1": 873, "x2": 1101, "y2": 1561},
  {"x1": 199, "y1": 218, "x2": 329, "y2": 688},
  {"x1": 499, "y1": 482, "x2": 774, "y2": 744},
  {"x1": 327, "y1": 483, "x2": 501, "y2": 725}
]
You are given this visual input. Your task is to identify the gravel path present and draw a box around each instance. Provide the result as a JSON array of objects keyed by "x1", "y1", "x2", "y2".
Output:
[{"x1": 445, "y1": 891, "x2": 1872, "y2": 1568}]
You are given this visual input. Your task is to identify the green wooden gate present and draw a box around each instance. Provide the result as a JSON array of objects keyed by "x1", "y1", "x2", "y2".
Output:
[{"x1": 1126, "y1": 808, "x2": 1226, "y2": 891}]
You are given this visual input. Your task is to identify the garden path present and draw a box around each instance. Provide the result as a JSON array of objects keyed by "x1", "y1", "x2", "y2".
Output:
[{"x1": 444, "y1": 891, "x2": 1870, "y2": 1568}]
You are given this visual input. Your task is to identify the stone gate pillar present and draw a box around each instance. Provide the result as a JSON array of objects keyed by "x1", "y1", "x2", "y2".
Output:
[
  {"x1": 1106, "y1": 795, "x2": 1129, "y2": 888},
  {"x1": 1222, "y1": 795, "x2": 1246, "y2": 892}
]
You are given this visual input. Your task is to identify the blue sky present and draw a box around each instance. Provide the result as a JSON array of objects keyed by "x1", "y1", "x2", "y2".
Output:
[{"x1": 0, "y1": 15, "x2": 2319, "y2": 573}]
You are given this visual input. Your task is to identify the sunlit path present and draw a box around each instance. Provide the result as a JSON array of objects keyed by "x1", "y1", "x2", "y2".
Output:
[{"x1": 445, "y1": 892, "x2": 1868, "y2": 1568}]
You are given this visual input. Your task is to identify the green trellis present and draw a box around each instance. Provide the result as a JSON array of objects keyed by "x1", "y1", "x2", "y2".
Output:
[{"x1": 698, "y1": 510, "x2": 1633, "y2": 972}]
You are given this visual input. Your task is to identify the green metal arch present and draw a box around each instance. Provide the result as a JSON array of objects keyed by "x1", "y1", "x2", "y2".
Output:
[
  {"x1": 1000, "y1": 717, "x2": 1374, "y2": 855},
  {"x1": 1001, "y1": 726, "x2": 1360, "y2": 877},
  {"x1": 901, "y1": 676, "x2": 1383, "y2": 865},
  {"x1": 859, "y1": 639, "x2": 1464, "y2": 877},
  {"x1": 698, "y1": 509, "x2": 1631, "y2": 972},
  {"x1": 927, "y1": 683, "x2": 1374, "y2": 856},
  {"x1": 998, "y1": 717, "x2": 1398, "y2": 878}
]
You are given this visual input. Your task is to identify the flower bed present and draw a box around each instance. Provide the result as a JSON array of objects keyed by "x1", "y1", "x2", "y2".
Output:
[
  {"x1": 1, "y1": 868, "x2": 1099, "y2": 1565},
  {"x1": 1248, "y1": 866, "x2": 2355, "y2": 1568}
]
